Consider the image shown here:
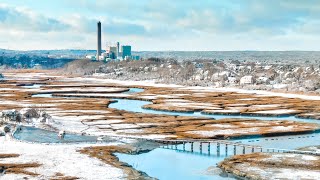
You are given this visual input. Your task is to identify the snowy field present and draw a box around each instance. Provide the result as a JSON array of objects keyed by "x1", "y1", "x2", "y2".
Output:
[{"x1": 0, "y1": 136, "x2": 125, "y2": 179}]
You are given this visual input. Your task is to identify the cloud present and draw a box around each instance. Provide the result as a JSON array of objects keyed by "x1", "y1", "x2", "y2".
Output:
[
  {"x1": 104, "y1": 21, "x2": 147, "y2": 36},
  {"x1": 66, "y1": 0, "x2": 320, "y2": 37},
  {"x1": 1, "y1": 0, "x2": 320, "y2": 50},
  {"x1": 3, "y1": 0, "x2": 319, "y2": 37},
  {"x1": 0, "y1": 4, "x2": 70, "y2": 32},
  {"x1": 0, "y1": 3, "x2": 148, "y2": 39},
  {"x1": 166, "y1": 1, "x2": 309, "y2": 36},
  {"x1": 61, "y1": 15, "x2": 147, "y2": 36}
]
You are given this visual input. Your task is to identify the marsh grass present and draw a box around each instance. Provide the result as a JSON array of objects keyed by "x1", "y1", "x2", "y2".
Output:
[{"x1": 0, "y1": 154, "x2": 41, "y2": 176}]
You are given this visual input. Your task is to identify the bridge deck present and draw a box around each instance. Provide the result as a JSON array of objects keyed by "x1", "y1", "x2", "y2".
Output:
[{"x1": 108, "y1": 135, "x2": 320, "y2": 156}]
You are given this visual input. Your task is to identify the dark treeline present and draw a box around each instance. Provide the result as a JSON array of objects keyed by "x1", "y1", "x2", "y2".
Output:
[{"x1": 0, "y1": 55, "x2": 75, "y2": 69}]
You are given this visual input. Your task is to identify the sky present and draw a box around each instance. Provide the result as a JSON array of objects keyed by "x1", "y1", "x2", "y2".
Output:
[{"x1": 1, "y1": 0, "x2": 320, "y2": 51}]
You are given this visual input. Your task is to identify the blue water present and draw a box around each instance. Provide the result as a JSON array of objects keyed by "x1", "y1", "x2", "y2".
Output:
[
  {"x1": 116, "y1": 141, "x2": 272, "y2": 180},
  {"x1": 116, "y1": 148, "x2": 231, "y2": 180},
  {"x1": 233, "y1": 132, "x2": 320, "y2": 149},
  {"x1": 117, "y1": 132, "x2": 320, "y2": 180},
  {"x1": 31, "y1": 89, "x2": 319, "y2": 124},
  {"x1": 125, "y1": 88, "x2": 144, "y2": 94},
  {"x1": 14, "y1": 126, "x2": 97, "y2": 143},
  {"x1": 110, "y1": 96, "x2": 320, "y2": 180},
  {"x1": 109, "y1": 98, "x2": 320, "y2": 124}
]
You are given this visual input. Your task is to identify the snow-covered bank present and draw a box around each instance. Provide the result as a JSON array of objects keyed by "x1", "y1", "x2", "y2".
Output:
[
  {"x1": 219, "y1": 153, "x2": 320, "y2": 180},
  {"x1": 0, "y1": 136, "x2": 125, "y2": 179},
  {"x1": 89, "y1": 77, "x2": 320, "y2": 101}
]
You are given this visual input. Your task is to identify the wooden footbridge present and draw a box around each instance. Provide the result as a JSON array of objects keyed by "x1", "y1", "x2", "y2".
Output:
[
  {"x1": 158, "y1": 139, "x2": 320, "y2": 156},
  {"x1": 109, "y1": 135, "x2": 320, "y2": 156}
]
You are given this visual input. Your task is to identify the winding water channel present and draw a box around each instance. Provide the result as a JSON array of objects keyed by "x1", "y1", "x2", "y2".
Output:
[
  {"x1": 18, "y1": 86, "x2": 320, "y2": 179},
  {"x1": 14, "y1": 126, "x2": 98, "y2": 143},
  {"x1": 110, "y1": 97, "x2": 320, "y2": 180},
  {"x1": 109, "y1": 98, "x2": 319, "y2": 123}
]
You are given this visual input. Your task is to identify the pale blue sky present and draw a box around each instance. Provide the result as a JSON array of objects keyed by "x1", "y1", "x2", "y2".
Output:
[{"x1": 1, "y1": 0, "x2": 320, "y2": 50}]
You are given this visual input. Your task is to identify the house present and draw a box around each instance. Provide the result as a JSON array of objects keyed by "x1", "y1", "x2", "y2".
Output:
[{"x1": 240, "y1": 76, "x2": 254, "y2": 85}]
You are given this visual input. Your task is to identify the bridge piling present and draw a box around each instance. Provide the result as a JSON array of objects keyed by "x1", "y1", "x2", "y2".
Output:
[
  {"x1": 225, "y1": 144, "x2": 228, "y2": 156},
  {"x1": 191, "y1": 142, "x2": 194, "y2": 152},
  {"x1": 110, "y1": 136, "x2": 320, "y2": 157}
]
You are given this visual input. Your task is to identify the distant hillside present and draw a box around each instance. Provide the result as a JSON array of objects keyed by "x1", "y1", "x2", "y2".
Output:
[
  {"x1": 0, "y1": 52, "x2": 76, "y2": 69},
  {"x1": 1, "y1": 49, "x2": 320, "y2": 67},
  {"x1": 134, "y1": 51, "x2": 320, "y2": 64}
]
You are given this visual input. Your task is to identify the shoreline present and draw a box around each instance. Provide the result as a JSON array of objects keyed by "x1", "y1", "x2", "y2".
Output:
[
  {"x1": 218, "y1": 152, "x2": 320, "y2": 180},
  {"x1": 89, "y1": 74, "x2": 320, "y2": 98}
]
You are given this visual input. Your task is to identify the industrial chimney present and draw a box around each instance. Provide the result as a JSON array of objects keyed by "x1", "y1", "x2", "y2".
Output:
[{"x1": 97, "y1": 21, "x2": 102, "y2": 60}]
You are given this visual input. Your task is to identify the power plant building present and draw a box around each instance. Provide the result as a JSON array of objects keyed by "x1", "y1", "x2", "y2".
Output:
[
  {"x1": 116, "y1": 42, "x2": 120, "y2": 58},
  {"x1": 106, "y1": 46, "x2": 117, "y2": 59},
  {"x1": 121, "y1": 45, "x2": 131, "y2": 59}
]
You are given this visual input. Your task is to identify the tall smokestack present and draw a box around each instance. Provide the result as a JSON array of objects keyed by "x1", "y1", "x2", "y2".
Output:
[{"x1": 97, "y1": 21, "x2": 102, "y2": 60}]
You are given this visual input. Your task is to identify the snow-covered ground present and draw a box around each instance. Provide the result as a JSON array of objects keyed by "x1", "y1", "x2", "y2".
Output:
[
  {"x1": 0, "y1": 136, "x2": 125, "y2": 179},
  {"x1": 180, "y1": 86, "x2": 320, "y2": 101},
  {"x1": 187, "y1": 127, "x2": 259, "y2": 137},
  {"x1": 243, "y1": 165, "x2": 320, "y2": 180},
  {"x1": 220, "y1": 153, "x2": 320, "y2": 180},
  {"x1": 38, "y1": 87, "x2": 129, "y2": 93},
  {"x1": 59, "y1": 76, "x2": 320, "y2": 101},
  {"x1": 253, "y1": 109, "x2": 298, "y2": 115}
]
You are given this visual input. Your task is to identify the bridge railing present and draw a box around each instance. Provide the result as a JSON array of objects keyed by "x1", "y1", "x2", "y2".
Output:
[{"x1": 105, "y1": 135, "x2": 320, "y2": 156}]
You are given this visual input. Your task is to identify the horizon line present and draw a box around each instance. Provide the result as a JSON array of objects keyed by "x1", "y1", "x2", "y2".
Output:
[{"x1": 2, "y1": 48, "x2": 320, "y2": 52}]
